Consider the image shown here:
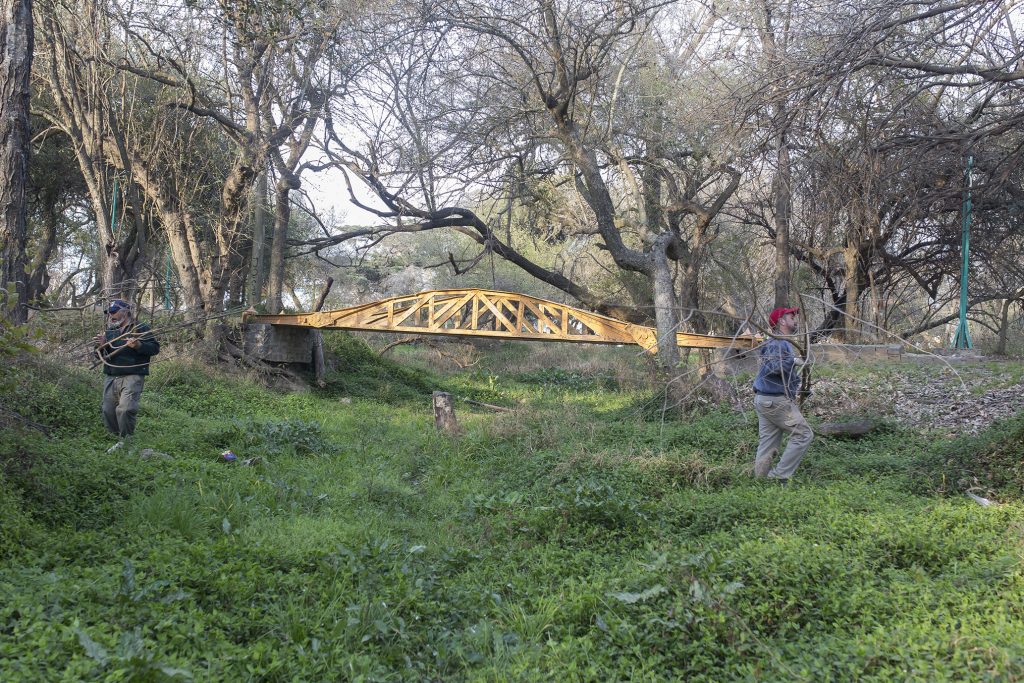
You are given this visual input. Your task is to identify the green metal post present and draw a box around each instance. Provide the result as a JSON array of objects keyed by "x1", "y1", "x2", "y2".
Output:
[
  {"x1": 109, "y1": 176, "x2": 119, "y2": 238},
  {"x1": 952, "y1": 156, "x2": 973, "y2": 350}
]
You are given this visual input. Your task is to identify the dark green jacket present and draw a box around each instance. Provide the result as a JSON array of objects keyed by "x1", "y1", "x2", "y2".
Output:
[{"x1": 99, "y1": 321, "x2": 160, "y2": 376}]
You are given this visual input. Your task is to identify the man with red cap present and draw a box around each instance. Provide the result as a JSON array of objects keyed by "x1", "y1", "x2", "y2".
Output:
[{"x1": 752, "y1": 306, "x2": 813, "y2": 483}]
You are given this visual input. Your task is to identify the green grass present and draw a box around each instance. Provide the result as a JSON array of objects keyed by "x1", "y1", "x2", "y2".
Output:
[{"x1": 2, "y1": 342, "x2": 1024, "y2": 681}]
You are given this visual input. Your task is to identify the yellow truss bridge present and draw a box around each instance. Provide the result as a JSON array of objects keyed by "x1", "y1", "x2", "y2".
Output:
[{"x1": 245, "y1": 289, "x2": 758, "y2": 351}]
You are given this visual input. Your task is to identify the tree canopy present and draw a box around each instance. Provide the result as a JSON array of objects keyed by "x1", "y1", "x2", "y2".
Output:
[{"x1": 4, "y1": 0, "x2": 1022, "y2": 355}]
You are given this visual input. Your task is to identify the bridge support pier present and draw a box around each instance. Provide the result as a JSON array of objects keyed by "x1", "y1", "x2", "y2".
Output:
[{"x1": 242, "y1": 323, "x2": 315, "y2": 364}]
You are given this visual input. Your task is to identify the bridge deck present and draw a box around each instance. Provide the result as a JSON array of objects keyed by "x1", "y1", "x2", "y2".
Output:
[{"x1": 244, "y1": 289, "x2": 759, "y2": 351}]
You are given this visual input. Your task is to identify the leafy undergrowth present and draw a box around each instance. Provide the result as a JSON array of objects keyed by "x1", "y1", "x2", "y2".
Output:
[
  {"x1": 319, "y1": 332, "x2": 439, "y2": 403},
  {"x1": 2, "y1": 348, "x2": 1024, "y2": 681},
  {"x1": 911, "y1": 414, "x2": 1024, "y2": 496}
]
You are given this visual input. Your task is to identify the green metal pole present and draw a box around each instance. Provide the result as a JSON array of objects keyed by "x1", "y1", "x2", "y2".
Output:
[
  {"x1": 107, "y1": 177, "x2": 120, "y2": 302},
  {"x1": 952, "y1": 156, "x2": 973, "y2": 350},
  {"x1": 108, "y1": 176, "x2": 119, "y2": 238}
]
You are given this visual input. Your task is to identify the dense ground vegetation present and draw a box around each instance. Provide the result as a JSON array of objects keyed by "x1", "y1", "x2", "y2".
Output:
[{"x1": 2, "y1": 333, "x2": 1024, "y2": 681}]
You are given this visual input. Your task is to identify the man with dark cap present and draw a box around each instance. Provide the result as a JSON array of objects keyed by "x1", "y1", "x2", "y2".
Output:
[
  {"x1": 752, "y1": 306, "x2": 813, "y2": 483},
  {"x1": 92, "y1": 299, "x2": 160, "y2": 452}
]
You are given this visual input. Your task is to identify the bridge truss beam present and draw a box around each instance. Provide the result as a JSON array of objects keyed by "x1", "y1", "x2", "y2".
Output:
[{"x1": 245, "y1": 289, "x2": 758, "y2": 351}]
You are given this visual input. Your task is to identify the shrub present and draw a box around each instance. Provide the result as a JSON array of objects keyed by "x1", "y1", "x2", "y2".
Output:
[
  {"x1": 1, "y1": 355, "x2": 101, "y2": 436},
  {"x1": 129, "y1": 487, "x2": 211, "y2": 541},
  {"x1": 0, "y1": 473, "x2": 40, "y2": 558},
  {"x1": 0, "y1": 431, "x2": 156, "y2": 530},
  {"x1": 555, "y1": 478, "x2": 648, "y2": 530},
  {"x1": 149, "y1": 360, "x2": 279, "y2": 418},
  {"x1": 0, "y1": 321, "x2": 37, "y2": 394},
  {"x1": 214, "y1": 417, "x2": 332, "y2": 458}
]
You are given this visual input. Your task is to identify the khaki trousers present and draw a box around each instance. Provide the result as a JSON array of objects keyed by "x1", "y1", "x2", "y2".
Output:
[
  {"x1": 102, "y1": 375, "x2": 145, "y2": 437},
  {"x1": 753, "y1": 394, "x2": 813, "y2": 480}
]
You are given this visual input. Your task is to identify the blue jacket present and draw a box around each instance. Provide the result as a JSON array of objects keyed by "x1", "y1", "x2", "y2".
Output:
[{"x1": 753, "y1": 338, "x2": 801, "y2": 398}]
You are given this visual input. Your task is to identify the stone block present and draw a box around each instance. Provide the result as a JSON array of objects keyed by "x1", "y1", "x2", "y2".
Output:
[
  {"x1": 242, "y1": 323, "x2": 313, "y2": 364},
  {"x1": 715, "y1": 342, "x2": 903, "y2": 377},
  {"x1": 808, "y1": 343, "x2": 903, "y2": 363}
]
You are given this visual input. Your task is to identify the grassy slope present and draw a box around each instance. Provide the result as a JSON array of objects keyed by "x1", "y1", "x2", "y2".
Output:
[{"x1": 1, "y1": 337, "x2": 1023, "y2": 682}]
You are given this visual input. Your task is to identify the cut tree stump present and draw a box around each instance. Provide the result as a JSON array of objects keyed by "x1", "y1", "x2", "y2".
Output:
[{"x1": 432, "y1": 391, "x2": 459, "y2": 434}]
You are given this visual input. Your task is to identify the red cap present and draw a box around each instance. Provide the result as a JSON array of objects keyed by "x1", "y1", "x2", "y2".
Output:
[{"x1": 769, "y1": 307, "x2": 799, "y2": 328}]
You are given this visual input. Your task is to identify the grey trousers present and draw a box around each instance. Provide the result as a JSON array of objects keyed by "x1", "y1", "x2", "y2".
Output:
[
  {"x1": 753, "y1": 394, "x2": 813, "y2": 480},
  {"x1": 102, "y1": 375, "x2": 145, "y2": 437}
]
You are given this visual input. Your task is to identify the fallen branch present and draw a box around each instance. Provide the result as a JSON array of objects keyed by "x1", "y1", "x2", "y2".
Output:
[
  {"x1": 378, "y1": 335, "x2": 421, "y2": 354},
  {"x1": 462, "y1": 398, "x2": 515, "y2": 413},
  {"x1": 25, "y1": 303, "x2": 96, "y2": 313},
  {"x1": 430, "y1": 342, "x2": 479, "y2": 369},
  {"x1": 817, "y1": 419, "x2": 877, "y2": 438},
  {"x1": 377, "y1": 335, "x2": 479, "y2": 369},
  {"x1": 0, "y1": 405, "x2": 52, "y2": 436}
]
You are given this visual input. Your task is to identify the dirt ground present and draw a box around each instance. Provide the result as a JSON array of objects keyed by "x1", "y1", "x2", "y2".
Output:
[{"x1": 780, "y1": 358, "x2": 1024, "y2": 436}]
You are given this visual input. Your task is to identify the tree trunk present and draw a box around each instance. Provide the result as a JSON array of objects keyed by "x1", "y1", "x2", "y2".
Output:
[
  {"x1": 311, "y1": 277, "x2": 332, "y2": 388},
  {"x1": 651, "y1": 237, "x2": 680, "y2": 370},
  {"x1": 0, "y1": 0, "x2": 32, "y2": 323},
  {"x1": 773, "y1": 132, "x2": 792, "y2": 309},
  {"x1": 208, "y1": 151, "x2": 258, "y2": 314},
  {"x1": 757, "y1": 0, "x2": 793, "y2": 310},
  {"x1": 266, "y1": 178, "x2": 291, "y2": 314},
  {"x1": 70, "y1": 132, "x2": 139, "y2": 302},
  {"x1": 995, "y1": 298, "x2": 1011, "y2": 355},
  {"x1": 97, "y1": 190, "x2": 123, "y2": 299},
  {"x1": 842, "y1": 243, "x2": 859, "y2": 342},
  {"x1": 26, "y1": 187, "x2": 57, "y2": 305},
  {"x1": 162, "y1": 211, "x2": 205, "y2": 319},
  {"x1": 199, "y1": 248, "x2": 229, "y2": 316},
  {"x1": 286, "y1": 284, "x2": 303, "y2": 311},
  {"x1": 226, "y1": 256, "x2": 247, "y2": 308},
  {"x1": 250, "y1": 167, "x2": 268, "y2": 307},
  {"x1": 679, "y1": 258, "x2": 705, "y2": 334}
]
